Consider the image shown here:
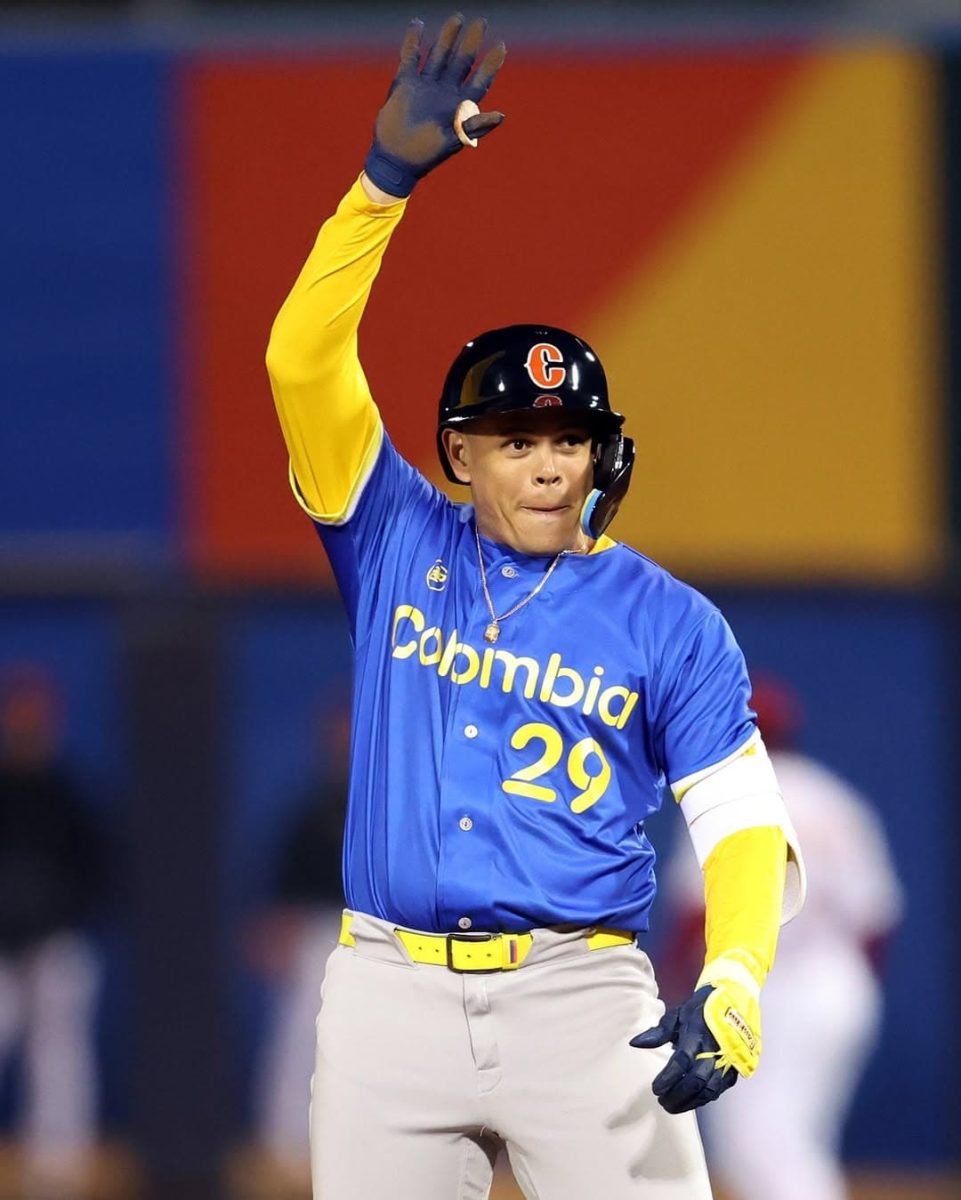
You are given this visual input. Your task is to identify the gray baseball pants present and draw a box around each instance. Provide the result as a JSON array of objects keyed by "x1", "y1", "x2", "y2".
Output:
[{"x1": 309, "y1": 911, "x2": 713, "y2": 1199}]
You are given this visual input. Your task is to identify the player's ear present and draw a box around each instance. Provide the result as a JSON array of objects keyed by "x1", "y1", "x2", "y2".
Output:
[{"x1": 442, "y1": 428, "x2": 472, "y2": 484}]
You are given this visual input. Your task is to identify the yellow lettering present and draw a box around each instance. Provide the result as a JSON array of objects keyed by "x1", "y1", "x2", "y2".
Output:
[
  {"x1": 615, "y1": 691, "x2": 640, "y2": 731},
  {"x1": 568, "y1": 736, "x2": 612, "y2": 813},
  {"x1": 539, "y1": 653, "x2": 561, "y2": 701},
  {"x1": 549, "y1": 663, "x2": 585, "y2": 708},
  {"x1": 480, "y1": 647, "x2": 497, "y2": 688},
  {"x1": 438, "y1": 628, "x2": 460, "y2": 677},
  {"x1": 418, "y1": 627, "x2": 444, "y2": 666},
  {"x1": 391, "y1": 604, "x2": 424, "y2": 659},
  {"x1": 450, "y1": 641, "x2": 480, "y2": 684},
  {"x1": 598, "y1": 685, "x2": 639, "y2": 729},
  {"x1": 501, "y1": 722, "x2": 563, "y2": 802},
  {"x1": 489, "y1": 650, "x2": 540, "y2": 699},
  {"x1": 582, "y1": 666, "x2": 605, "y2": 716},
  {"x1": 390, "y1": 603, "x2": 637, "y2": 735}
]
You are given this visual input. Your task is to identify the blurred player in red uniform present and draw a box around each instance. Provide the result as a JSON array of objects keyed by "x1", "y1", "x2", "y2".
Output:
[{"x1": 663, "y1": 675, "x2": 902, "y2": 1200}]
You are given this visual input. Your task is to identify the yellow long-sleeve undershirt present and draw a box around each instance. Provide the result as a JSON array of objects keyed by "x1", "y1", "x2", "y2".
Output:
[
  {"x1": 701, "y1": 825, "x2": 787, "y2": 988},
  {"x1": 265, "y1": 178, "x2": 408, "y2": 521}
]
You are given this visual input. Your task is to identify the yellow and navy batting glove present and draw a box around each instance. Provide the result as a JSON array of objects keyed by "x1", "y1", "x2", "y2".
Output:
[
  {"x1": 364, "y1": 14, "x2": 507, "y2": 197},
  {"x1": 632, "y1": 957, "x2": 762, "y2": 1115},
  {"x1": 695, "y1": 954, "x2": 763, "y2": 1078}
]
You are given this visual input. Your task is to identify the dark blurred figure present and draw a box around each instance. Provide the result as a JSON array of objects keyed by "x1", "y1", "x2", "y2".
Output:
[
  {"x1": 662, "y1": 674, "x2": 902, "y2": 1200},
  {"x1": 0, "y1": 665, "x2": 106, "y2": 1199},
  {"x1": 244, "y1": 703, "x2": 349, "y2": 1192}
]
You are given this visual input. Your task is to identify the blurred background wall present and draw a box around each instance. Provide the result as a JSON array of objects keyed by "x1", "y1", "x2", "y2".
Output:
[{"x1": 0, "y1": 1, "x2": 959, "y2": 1197}]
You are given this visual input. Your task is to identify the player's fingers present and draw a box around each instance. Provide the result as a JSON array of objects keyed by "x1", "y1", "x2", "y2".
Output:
[
  {"x1": 462, "y1": 111, "x2": 504, "y2": 141},
  {"x1": 655, "y1": 1052, "x2": 718, "y2": 1114},
  {"x1": 423, "y1": 12, "x2": 465, "y2": 80},
  {"x1": 675, "y1": 1025, "x2": 718, "y2": 1067},
  {"x1": 689, "y1": 1065, "x2": 738, "y2": 1110},
  {"x1": 465, "y1": 42, "x2": 507, "y2": 101},
  {"x1": 659, "y1": 1081, "x2": 707, "y2": 1115},
  {"x1": 394, "y1": 18, "x2": 425, "y2": 80},
  {"x1": 629, "y1": 1016, "x2": 673, "y2": 1049},
  {"x1": 650, "y1": 1048, "x2": 693, "y2": 1096},
  {"x1": 449, "y1": 16, "x2": 486, "y2": 84}
]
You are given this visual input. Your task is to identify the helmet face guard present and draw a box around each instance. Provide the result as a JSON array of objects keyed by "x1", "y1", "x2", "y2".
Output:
[{"x1": 437, "y1": 324, "x2": 635, "y2": 539}]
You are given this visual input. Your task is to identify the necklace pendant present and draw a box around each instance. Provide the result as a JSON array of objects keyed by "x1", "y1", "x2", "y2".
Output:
[{"x1": 484, "y1": 621, "x2": 500, "y2": 644}]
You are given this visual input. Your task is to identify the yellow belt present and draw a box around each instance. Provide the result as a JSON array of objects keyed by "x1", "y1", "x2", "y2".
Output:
[{"x1": 339, "y1": 911, "x2": 635, "y2": 973}]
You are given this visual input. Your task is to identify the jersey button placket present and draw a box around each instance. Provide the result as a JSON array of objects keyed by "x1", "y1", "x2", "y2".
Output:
[{"x1": 435, "y1": 609, "x2": 492, "y2": 927}]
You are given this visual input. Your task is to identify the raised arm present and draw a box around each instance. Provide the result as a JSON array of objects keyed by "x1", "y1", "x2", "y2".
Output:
[
  {"x1": 265, "y1": 14, "x2": 506, "y2": 522},
  {"x1": 265, "y1": 184, "x2": 405, "y2": 521}
]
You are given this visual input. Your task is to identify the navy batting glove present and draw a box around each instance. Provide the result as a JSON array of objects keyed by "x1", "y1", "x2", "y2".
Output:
[
  {"x1": 630, "y1": 985, "x2": 739, "y2": 1114},
  {"x1": 364, "y1": 13, "x2": 507, "y2": 198}
]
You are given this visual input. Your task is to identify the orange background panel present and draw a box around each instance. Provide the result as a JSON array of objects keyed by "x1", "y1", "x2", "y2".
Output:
[
  {"x1": 180, "y1": 48, "x2": 807, "y2": 580},
  {"x1": 589, "y1": 47, "x2": 941, "y2": 580}
]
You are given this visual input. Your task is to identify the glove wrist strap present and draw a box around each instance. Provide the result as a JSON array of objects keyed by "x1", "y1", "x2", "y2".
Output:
[
  {"x1": 363, "y1": 147, "x2": 419, "y2": 199},
  {"x1": 696, "y1": 954, "x2": 762, "y2": 999}
]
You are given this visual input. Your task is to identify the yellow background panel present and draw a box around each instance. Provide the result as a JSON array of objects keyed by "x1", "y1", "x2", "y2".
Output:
[{"x1": 586, "y1": 49, "x2": 941, "y2": 581}]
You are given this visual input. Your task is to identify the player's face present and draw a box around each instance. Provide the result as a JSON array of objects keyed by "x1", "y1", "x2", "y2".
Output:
[{"x1": 444, "y1": 411, "x2": 596, "y2": 555}]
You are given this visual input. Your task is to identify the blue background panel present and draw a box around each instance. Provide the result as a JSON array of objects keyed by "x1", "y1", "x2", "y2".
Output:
[
  {"x1": 707, "y1": 589, "x2": 952, "y2": 1165},
  {"x1": 223, "y1": 600, "x2": 353, "y2": 909},
  {"x1": 0, "y1": 53, "x2": 173, "y2": 541}
]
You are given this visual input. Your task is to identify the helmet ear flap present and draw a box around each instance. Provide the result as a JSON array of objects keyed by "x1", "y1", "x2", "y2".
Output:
[{"x1": 581, "y1": 434, "x2": 635, "y2": 539}]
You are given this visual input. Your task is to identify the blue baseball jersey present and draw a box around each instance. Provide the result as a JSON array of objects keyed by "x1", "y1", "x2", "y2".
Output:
[{"x1": 317, "y1": 432, "x2": 756, "y2": 936}]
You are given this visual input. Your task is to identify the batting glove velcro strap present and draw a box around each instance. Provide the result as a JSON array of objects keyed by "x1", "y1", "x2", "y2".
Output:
[
  {"x1": 695, "y1": 955, "x2": 763, "y2": 1079},
  {"x1": 630, "y1": 985, "x2": 739, "y2": 1115},
  {"x1": 364, "y1": 14, "x2": 507, "y2": 197}
]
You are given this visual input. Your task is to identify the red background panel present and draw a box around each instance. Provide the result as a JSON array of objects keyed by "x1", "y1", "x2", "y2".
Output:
[{"x1": 179, "y1": 48, "x2": 806, "y2": 579}]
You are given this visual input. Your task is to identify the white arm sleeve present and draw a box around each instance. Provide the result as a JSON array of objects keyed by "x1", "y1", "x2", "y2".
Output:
[{"x1": 672, "y1": 731, "x2": 806, "y2": 923}]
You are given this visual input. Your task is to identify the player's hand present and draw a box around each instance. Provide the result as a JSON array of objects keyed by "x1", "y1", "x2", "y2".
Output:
[
  {"x1": 363, "y1": 13, "x2": 507, "y2": 198},
  {"x1": 630, "y1": 984, "x2": 749, "y2": 1114}
]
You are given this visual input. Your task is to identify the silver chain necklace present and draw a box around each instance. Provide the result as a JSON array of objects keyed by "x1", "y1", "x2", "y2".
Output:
[{"x1": 475, "y1": 526, "x2": 564, "y2": 644}]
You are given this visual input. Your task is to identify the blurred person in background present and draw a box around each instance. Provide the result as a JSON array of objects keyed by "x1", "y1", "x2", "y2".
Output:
[
  {"x1": 0, "y1": 665, "x2": 107, "y2": 1199},
  {"x1": 245, "y1": 703, "x2": 349, "y2": 1193},
  {"x1": 661, "y1": 674, "x2": 902, "y2": 1200}
]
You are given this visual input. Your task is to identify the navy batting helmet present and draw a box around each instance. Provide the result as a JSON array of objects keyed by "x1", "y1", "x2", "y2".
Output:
[{"x1": 436, "y1": 324, "x2": 635, "y2": 539}]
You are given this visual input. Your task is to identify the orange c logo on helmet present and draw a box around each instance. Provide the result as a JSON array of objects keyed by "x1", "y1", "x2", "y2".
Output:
[{"x1": 524, "y1": 343, "x2": 567, "y2": 389}]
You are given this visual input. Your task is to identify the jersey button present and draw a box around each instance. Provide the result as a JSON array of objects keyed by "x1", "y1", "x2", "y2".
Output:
[
  {"x1": 458, "y1": 816, "x2": 473, "y2": 832},
  {"x1": 501, "y1": 565, "x2": 518, "y2": 578},
  {"x1": 464, "y1": 724, "x2": 478, "y2": 739},
  {"x1": 458, "y1": 917, "x2": 473, "y2": 930}
]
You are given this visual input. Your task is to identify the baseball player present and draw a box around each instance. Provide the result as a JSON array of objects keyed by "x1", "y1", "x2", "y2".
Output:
[{"x1": 265, "y1": 15, "x2": 805, "y2": 1199}]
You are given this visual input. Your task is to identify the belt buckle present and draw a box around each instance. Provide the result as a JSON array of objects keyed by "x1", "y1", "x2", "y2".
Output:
[{"x1": 445, "y1": 931, "x2": 497, "y2": 972}]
